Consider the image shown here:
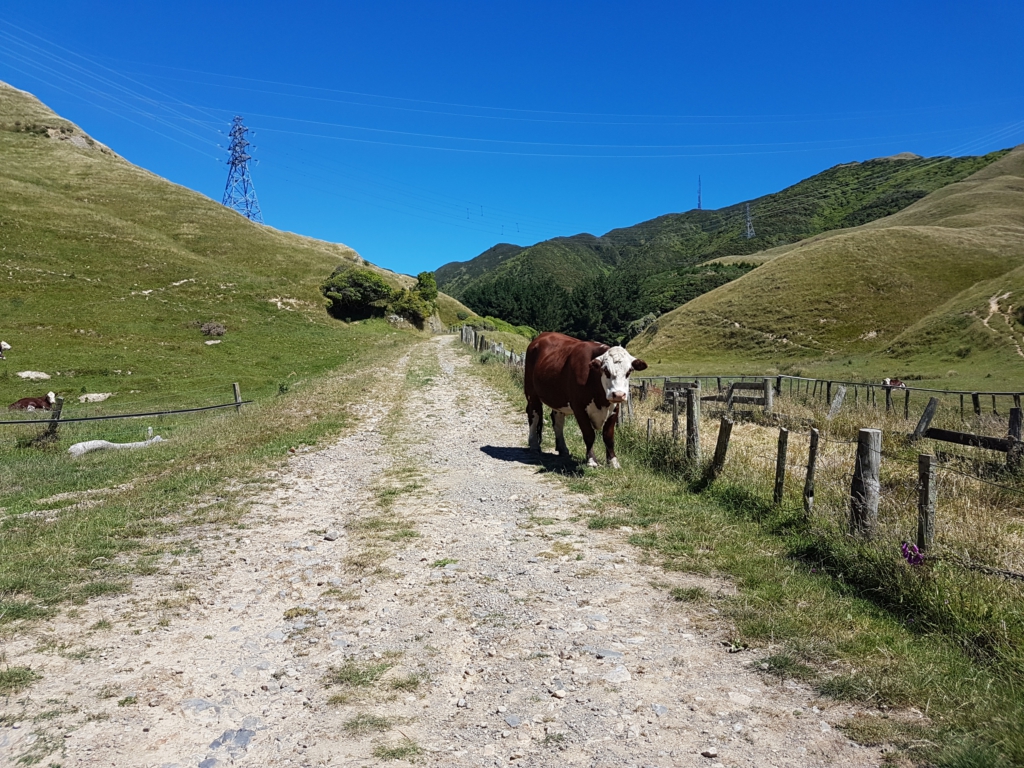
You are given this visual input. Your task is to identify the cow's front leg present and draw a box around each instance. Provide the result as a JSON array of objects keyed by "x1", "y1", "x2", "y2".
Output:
[
  {"x1": 573, "y1": 407, "x2": 599, "y2": 467},
  {"x1": 603, "y1": 406, "x2": 621, "y2": 469},
  {"x1": 527, "y1": 396, "x2": 543, "y2": 452},
  {"x1": 551, "y1": 411, "x2": 569, "y2": 457}
]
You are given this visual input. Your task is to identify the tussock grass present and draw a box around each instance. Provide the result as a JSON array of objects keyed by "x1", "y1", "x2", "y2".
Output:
[
  {"x1": 325, "y1": 660, "x2": 394, "y2": 689},
  {"x1": 372, "y1": 738, "x2": 423, "y2": 761},
  {"x1": 0, "y1": 663, "x2": 39, "y2": 694},
  {"x1": 341, "y1": 712, "x2": 398, "y2": 736}
]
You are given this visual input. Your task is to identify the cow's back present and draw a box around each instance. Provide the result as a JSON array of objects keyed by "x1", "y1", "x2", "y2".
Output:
[{"x1": 525, "y1": 332, "x2": 605, "y2": 406}]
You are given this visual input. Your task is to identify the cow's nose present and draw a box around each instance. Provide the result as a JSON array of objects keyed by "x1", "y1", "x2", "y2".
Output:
[{"x1": 609, "y1": 391, "x2": 627, "y2": 402}]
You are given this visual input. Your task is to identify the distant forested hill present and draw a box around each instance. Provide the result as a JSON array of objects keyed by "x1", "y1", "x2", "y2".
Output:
[{"x1": 436, "y1": 150, "x2": 1009, "y2": 343}]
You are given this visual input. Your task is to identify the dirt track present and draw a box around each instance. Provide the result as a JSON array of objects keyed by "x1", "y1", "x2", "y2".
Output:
[{"x1": 0, "y1": 336, "x2": 879, "y2": 767}]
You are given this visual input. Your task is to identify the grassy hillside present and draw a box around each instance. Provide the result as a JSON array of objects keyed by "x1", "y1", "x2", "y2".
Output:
[
  {"x1": 630, "y1": 145, "x2": 1024, "y2": 390},
  {"x1": 437, "y1": 150, "x2": 1008, "y2": 343},
  {"x1": 0, "y1": 80, "x2": 471, "y2": 412}
]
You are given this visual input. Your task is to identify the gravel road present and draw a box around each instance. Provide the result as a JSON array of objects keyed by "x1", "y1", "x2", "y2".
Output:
[{"x1": 0, "y1": 336, "x2": 880, "y2": 767}]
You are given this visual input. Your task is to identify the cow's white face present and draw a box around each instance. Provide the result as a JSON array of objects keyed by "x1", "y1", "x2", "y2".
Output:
[
  {"x1": 46, "y1": 391, "x2": 55, "y2": 403},
  {"x1": 591, "y1": 346, "x2": 648, "y2": 403}
]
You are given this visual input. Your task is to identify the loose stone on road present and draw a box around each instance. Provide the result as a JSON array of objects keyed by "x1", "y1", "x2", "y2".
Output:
[{"x1": 0, "y1": 336, "x2": 878, "y2": 767}]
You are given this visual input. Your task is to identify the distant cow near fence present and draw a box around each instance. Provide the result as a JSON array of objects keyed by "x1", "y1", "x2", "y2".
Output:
[
  {"x1": 524, "y1": 332, "x2": 647, "y2": 468},
  {"x1": 9, "y1": 391, "x2": 55, "y2": 411}
]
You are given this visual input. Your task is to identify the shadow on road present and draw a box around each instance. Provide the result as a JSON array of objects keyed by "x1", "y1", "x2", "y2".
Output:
[{"x1": 479, "y1": 445, "x2": 584, "y2": 476}]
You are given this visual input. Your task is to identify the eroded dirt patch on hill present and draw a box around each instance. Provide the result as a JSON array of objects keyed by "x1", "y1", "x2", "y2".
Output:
[{"x1": 0, "y1": 337, "x2": 880, "y2": 767}]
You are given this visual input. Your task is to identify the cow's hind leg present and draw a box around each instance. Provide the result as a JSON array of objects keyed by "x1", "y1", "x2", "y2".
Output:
[
  {"x1": 527, "y1": 396, "x2": 544, "y2": 452},
  {"x1": 603, "y1": 406, "x2": 621, "y2": 469},
  {"x1": 551, "y1": 411, "x2": 569, "y2": 457}
]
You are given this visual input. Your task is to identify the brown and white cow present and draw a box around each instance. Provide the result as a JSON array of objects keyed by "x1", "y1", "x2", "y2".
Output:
[
  {"x1": 8, "y1": 391, "x2": 55, "y2": 411},
  {"x1": 524, "y1": 332, "x2": 647, "y2": 468}
]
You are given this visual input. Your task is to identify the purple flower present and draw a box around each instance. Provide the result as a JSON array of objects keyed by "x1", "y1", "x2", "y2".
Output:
[{"x1": 901, "y1": 542, "x2": 924, "y2": 566}]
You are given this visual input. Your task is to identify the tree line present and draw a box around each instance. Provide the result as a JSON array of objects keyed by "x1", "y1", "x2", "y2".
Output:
[{"x1": 461, "y1": 262, "x2": 754, "y2": 344}]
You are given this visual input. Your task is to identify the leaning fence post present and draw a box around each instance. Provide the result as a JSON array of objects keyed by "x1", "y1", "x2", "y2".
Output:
[
  {"x1": 763, "y1": 378, "x2": 773, "y2": 415},
  {"x1": 233, "y1": 383, "x2": 242, "y2": 413},
  {"x1": 912, "y1": 397, "x2": 940, "y2": 441},
  {"x1": 707, "y1": 417, "x2": 733, "y2": 481},
  {"x1": 917, "y1": 453, "x2": 936, "y2": 552},
  {"x1": 686, "y1": 382, "x2": 701, "y2": 463},
  {"x1": 827, "y1": 385, "x2": 847, "y2": 420},
  {"x1": 1008, "y1": 407, "x2": 1023, "y2": 471},
  {"x1": 773, "y1": 427, "x2": 789, "y2": 505},
  {"x1": 850, "y1": 428, "x2": 882, "y2": 536},
  {"x1": 45, "y1": 396, "x2": 65, "y2": 438},
  {"x1": 803, "y1": 428, "x2": 819, "y2": 517},
  {"x1": 671, "y1": 392, "x2": 680, "y2": 440}
]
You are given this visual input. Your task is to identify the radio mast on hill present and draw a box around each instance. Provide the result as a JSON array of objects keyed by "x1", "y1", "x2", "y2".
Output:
[
  {"x1": 222, "y1": 116, "x2": 263, "y2": 224},
  {"x1": 745, "y1": 202, "x2": 755, "y2": 238},
  {"x1": 697, "y1": 176, "x2": 702, "y2": 210}
]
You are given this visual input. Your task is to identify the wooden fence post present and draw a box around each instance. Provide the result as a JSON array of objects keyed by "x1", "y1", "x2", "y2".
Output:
[
  {"x1": 686, "y1": 382, "x2": 701, "y2": 463},
  {"x1": 1008, "y1": 407, "x2": 1023, "y2": 471},
  {"x1": 45, "y1": 396, "x2": 65, "y2": 438},
  {"x1": 233, "y1": 383, "x2": 242, "y2": 413},
  {"x1": 850, "y1": 428, "x2": 882, "y2": 536},
  {"x1": 827, "y1": 381, "x2": 832, "y2": 404},
  {"x1": 776, "y1": 375, "x2": 783, "y2": 396},
  {"x1": 827, "y1": 385, "x2": 847, "y2": 420},
  {"x1": 773, "y1": 427, "x2": 789, "y2": 505},
  {"x1": 647, "y1": 418, "x2": 653, "y2": 441},
  {"x1": 671, "y1": 392, "x2": 680, "y2": 441},
  {"x1": 972, "y1": 392, "x2": 981, "y2": 417},
  {"x1": 803, "y1": 428, "x2": 819, "y2": 517},
  {"x1": 904, "y1": 389, "x2": 911, "y2": 420},
  {"x1": 912, "y1": 397, "x2": 940, "y2": 441},
  {"x1": 885, "y1": 385, "x2": 893, "y2": 414},
  {"x1": 1015, "y1": 393, "x2": 1022, "y2": 410},
  {"x1": 960, "y1": 394, "x2": 965, "y2": 420},
  {"x1": 707, "y1": 417, "x2": 733, "y2": 481},
  {"x1": 917, "y1": 453, "x2": 937, "y2": 552},
  {"x1": 763, "y1": 378, "x2": 773, "y2": 415}
]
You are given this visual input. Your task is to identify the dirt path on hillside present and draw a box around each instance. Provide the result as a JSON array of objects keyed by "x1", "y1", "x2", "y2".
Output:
[{"x1": 1, "y1": 337, "x2": 880, "y2": 768}]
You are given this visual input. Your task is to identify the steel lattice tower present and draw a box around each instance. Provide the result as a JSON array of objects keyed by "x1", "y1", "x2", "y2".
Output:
[
  {"x1": 744, "y1": 202, "x2": 755, "y2": 239},
  {"x1": 222, "y1": 116, "x2": 263, "y2": 223}
]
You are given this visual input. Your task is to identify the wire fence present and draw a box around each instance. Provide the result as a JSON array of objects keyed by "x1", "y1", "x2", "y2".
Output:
[
  {"x1": 624, "y1": 382, "x2": 1024, "y2": 582},
  {"x1": 0, "y1": 383, "x2": 250, "y2": 446}
]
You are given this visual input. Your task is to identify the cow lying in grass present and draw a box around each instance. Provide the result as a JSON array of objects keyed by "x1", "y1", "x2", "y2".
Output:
[
  {"x1": 525, "y1": 332, "x2": 647, "y2": 468},
  {"x1": 8, "y1": 391, "x2": 55, "y2": 411}
]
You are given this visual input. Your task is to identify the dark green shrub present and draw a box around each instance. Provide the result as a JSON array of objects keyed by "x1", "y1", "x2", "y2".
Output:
[
  {"x1": 456, "y1": 310, "x2": 469, "y2": 321},
  {"x1": 415, "y1": 271, "x2": 438, "y2": 303},
  {"x1": 389, "y1": 289, "x2": 433, "y2": 325},
  {"x1": 321, "y1": 267, "x2": 395, "y2": 320}
]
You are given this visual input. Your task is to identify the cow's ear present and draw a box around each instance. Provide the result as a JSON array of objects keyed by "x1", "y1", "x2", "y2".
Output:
[{"x1": 631, "y1": 358, "x2": 649, "y2": 372}]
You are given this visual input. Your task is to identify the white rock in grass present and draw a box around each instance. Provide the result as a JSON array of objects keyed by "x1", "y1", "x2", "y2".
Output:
[
  {"x1": 205, "y1": 340, "x2": 221, "y2": 345},
  {"x1": 78, "y1": 393, "x2": 112, "y2": 403},
  {"x1": 17, "y1": 371, "x2": 50, "y2": 380}
]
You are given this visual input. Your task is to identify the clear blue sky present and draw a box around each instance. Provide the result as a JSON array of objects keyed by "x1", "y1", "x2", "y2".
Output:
[{"x1": 2, "y1": 1, "x2": 1022, "y2": 276}]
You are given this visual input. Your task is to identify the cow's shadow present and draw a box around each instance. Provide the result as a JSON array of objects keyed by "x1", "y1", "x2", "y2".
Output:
[{"x1": 479, "y1": 445, "x2": 585, "y2": 477}]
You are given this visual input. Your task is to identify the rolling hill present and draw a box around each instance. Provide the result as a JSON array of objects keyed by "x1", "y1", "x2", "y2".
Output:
[
  {"x1": 0, "y1": 80, "x2": 471, "y2": 409},
  {"x1": 436, "y1": 149, "x2": 1009, "y2": 340},
  {"x1": 629, "y1": 144, "x2": 1024, "y2": 389}
]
